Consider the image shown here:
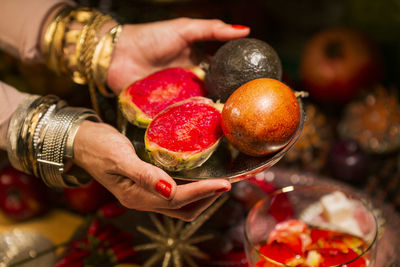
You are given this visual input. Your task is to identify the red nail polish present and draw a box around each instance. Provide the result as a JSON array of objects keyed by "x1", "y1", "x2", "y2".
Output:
[
  {"x1": 215, "y1": 187, "x2": 230, "y2": 193},
  {"x1": 156, "y1": 180, "x2": 172, "y2": 199},
  {"x1": 232, "y1": 24, "x2": 249, "y2": 30}
]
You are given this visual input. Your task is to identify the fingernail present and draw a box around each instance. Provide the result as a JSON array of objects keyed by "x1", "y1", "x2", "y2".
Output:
[
  {"x1": 156, "y1": 180, "x2": 172, "y2": 199},
  {"x1": 231, "y1": 24, "x2": 249, "y2": 30},
  {"x1": 215, "y1": 187, "x2": 230, "y2": 194}
]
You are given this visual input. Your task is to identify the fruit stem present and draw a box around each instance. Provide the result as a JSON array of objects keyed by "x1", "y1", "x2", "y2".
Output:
[{"x1": 295, "y1": 91, "x2": 309, "y2": 98}]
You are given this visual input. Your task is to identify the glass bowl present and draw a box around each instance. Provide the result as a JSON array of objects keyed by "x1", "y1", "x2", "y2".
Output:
[
  {"x1": 244, "y1": 186, "x2": 378, "y2": 266},
  {"x1": 127, "y1": 98, "x2": 305, "y2": 182}
]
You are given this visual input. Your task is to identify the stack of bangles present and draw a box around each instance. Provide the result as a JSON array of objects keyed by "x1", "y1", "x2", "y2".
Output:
[{"x1": 6, "y1": 6, "x2": 121, "y2": 187}]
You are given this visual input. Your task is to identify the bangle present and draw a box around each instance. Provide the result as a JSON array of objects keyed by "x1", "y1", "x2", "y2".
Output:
[
  {"x1": 71, "y1": 8, "x2": 113, "y2": 85},
  {"x1": 42, "y1": 7, "x2": 121, "y2": 115},
  {"x1": 7, "y1": 95, "x2": 101, "y2": 187},
  {"x1": 37, "y1": 107, "x2": 101, "y2": 187},
  {"x1": 7, "y1": 95, "x2": 41, "y2": 174},
  {"x1": 6, "y1": 95, "x2": 61, "y2": 175},
  {"x1": 92, "y1": 25, "x2": 122, "y2": 97}
]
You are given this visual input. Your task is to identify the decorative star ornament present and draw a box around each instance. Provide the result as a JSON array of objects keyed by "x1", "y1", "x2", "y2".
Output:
[{"x1": 134, "y1": 195, "x2": 229, "y2": 267}]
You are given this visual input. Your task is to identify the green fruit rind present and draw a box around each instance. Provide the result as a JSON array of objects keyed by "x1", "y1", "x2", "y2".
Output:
[
  {"x1": 145, "y1": 136, "x2": 222, "y2": 172},
  {"x1": 144, "y1": 96, "x2": 223, "y2": 171},
  {"x1": 119, "y1": 91, "x2": 152, "y2": 128}
]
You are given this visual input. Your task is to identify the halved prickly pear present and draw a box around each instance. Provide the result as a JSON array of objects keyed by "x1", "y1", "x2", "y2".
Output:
[
  {"x1": 145, "y1": 96, "x2": 223, "y2": 171},
  {"x1": 119, "y1": 67, "x2": 206, "y2": 128}
]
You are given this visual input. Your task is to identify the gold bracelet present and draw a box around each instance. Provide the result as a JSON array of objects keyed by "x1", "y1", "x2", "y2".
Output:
[
  {"x1": 43, "y1": 7, "x2": 121, "y2": 114},
  {"x1": 43, "y1": 7, "x2": 72, "y2": 74},
  {"x1": 72, "y1": 9, "x2": 112, "y2": 84},
  {"x1": 92, "y1": 25, "x2": 122, "y2": 97},
  {"x1": 80, "y1": 12, "x2": 113, "y2": 114}
]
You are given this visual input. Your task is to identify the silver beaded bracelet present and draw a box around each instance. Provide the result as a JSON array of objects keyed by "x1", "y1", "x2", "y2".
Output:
[{"x1": 7, "y1": 95, "x2": 101, "y2": 187}]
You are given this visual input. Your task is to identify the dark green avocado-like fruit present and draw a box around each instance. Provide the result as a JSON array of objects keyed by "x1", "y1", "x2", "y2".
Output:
[{"x1": 205, "y1": 38, "x2": 282, "y2": 102}]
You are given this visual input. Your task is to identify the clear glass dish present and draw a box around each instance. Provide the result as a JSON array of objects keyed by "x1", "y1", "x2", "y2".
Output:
[{"x1": 244, "y1": 186, "x2": 378, "y2": 266}]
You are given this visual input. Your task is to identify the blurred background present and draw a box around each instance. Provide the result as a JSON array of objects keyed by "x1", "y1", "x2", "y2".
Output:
[
  {"x1": 0, "y1": 1, "x2": 400, "y2": 266},
  {"x1": 1, "y1": 0, "x2": 400, "y2": 210},
  {"x1": 1, "y1": 0, "x2": 400, "y2": 209},
  {"x1": 2, "y1": 0, "x2": 400, "y2": 95}
]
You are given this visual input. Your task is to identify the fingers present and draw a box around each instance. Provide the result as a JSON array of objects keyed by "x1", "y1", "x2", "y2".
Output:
[
  {"x1": 170, "y1": 179, "x2": 230, "y2": 208},
  {"x1": 156, "y1": 194, "x2": 223, "y2": 221},
  {"x1": 111, "y1": 175, "x2": 230, "y2": 211},
  {"x1": 73, "y1": 121, "x2": 177, "y2": 200},
  {"x1": 113, "y1": 178, "x2": 224, "y2": 221},
  {"x1": 176, "y1": 18, "x2": 250, "y2": 43},
  {"x1": 117, "y1": 155, "x2": 178, "y2": 200}
]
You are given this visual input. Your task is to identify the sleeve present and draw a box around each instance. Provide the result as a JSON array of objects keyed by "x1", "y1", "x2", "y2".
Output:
[
  {"x1": 0, "y1": 0, "x2": 75, "y2": 63},
  {"x1": 0, "y1": 81, "x2": 29, "y2": 150}
]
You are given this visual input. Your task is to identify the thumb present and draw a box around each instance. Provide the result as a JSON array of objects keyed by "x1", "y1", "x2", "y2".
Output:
[
  {"x1": 119, "y1": 155, "x2": 177, "y2": 200},
  {"x1": 177, "y1": 18, "x2": 250, "y2": 43}
]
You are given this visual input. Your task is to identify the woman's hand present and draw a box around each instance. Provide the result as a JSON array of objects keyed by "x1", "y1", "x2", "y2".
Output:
[
  {"x1": 73, "y1": 18, "x2": 249, "y2": 221},
  {"x1": 73, "y1": 120, "x2": 231, "y2": 221},
  {"x1": 107, "y1": 18, "x2": 250, "y2": 94}
]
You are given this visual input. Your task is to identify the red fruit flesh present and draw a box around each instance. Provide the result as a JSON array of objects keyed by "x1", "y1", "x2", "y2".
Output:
[
  {"x1": 145, "y1": 97, "x2": 223, "y2": 171},
  {"x1": 259, "y1": 241, "x2": 299, "y2": 264},
  {"x1": 120, "y1": 67, "x2": 205, "y2": 127},
  {"x1": 147, "y1": 101, "x2": 222, "y2": 153}
]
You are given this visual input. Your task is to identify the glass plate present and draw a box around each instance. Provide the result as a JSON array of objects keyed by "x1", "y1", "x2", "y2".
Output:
[{"x1": 127, "y1": 99, "x2": 305, "y2": 183}]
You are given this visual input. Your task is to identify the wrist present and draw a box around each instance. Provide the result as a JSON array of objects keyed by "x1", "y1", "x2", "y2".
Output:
[{"x1": 6, "y1": 95, "x2": 101, "y2": 187}]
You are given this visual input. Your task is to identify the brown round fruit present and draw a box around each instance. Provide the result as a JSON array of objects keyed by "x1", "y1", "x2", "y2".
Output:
[{"x1": 221, "y1": 78, "x2": 300, "y2": 156}]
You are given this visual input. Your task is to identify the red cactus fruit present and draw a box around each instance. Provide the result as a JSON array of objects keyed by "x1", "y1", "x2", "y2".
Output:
[
  {"x1": 119, "y1": 67, "x2": 206, "y2": 128},
  {"x1": 145, "y1": 96, "x2": 223, "y2": 171}
]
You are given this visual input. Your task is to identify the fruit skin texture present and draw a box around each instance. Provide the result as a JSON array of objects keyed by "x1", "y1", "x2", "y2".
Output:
[
  {"x1": 145, "y1": 96, "x2": 223, "y2": 171},
  {"x1": 205, "y1": 38, "x2": 282, "y2": 102},
  {"x1": 119, "y1": 67, "x2": 205, "y2": 128},
  {"x1": 221, "y1": 78, "x2": 300, "y2": 157},
  {"x1": 300, "y1": 28, "x2": 383, "y2": 104},
  {"x1": 0, "y1": 166, "x2": 48, "y2": 221}
]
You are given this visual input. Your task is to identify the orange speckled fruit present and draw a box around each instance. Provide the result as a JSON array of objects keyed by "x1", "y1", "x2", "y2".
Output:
[{"x1": 221, "y1": 78, "x2": 300, "y2": 156}]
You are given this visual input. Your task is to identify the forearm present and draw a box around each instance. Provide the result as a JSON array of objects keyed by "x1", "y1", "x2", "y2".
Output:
[
  {"x1": 0, "y1": 82, "x2": 29, "y2": 150},
  {"x1": 0, "y1": 0, "x2": 75, "y2": 63}
]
